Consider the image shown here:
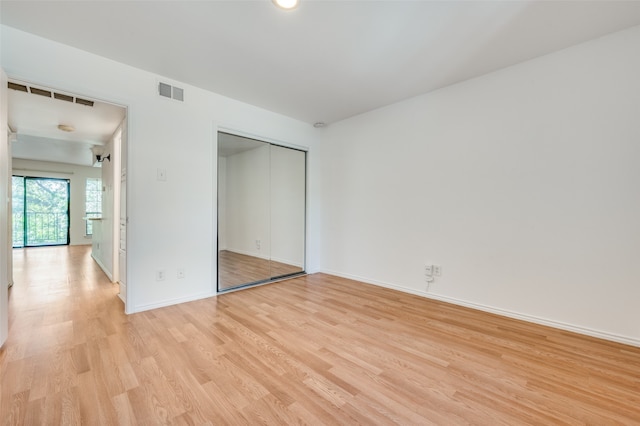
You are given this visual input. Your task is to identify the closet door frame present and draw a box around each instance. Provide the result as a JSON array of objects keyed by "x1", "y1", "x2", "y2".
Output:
[{"x1": 215, "y1": 128, "x2": 307, "y2": 294}]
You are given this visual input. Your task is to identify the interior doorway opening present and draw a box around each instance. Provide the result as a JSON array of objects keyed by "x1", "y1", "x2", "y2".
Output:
[{"x1": 6, "y1": 78, "x2": 128, "y2": 311}]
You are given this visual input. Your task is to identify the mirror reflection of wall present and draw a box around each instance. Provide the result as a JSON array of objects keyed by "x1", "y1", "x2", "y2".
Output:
[{"x1": 217, "y1": 132, "x2": 306, "y2": 291}]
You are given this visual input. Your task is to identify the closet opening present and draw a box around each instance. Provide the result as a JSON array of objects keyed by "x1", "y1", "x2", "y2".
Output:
[{"x1": 217, "y1": 131, "x2": 306, "y2": 292}]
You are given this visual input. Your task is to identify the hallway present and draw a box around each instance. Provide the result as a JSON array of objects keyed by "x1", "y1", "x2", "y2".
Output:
[
  {"x1": 9, "y1": 245, "x2": 120, "y2": 328},
  {"x1": 1, "y1": 245, "x2": 123, "y2": 422}
]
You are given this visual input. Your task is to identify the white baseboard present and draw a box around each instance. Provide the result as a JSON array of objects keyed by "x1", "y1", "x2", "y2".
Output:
[
  {"x1": 91, "y1": 254, "x2": 113, "y2": 282},
  {"x1": 270, "y1": 255, "x2": 304, "y2": 268},
  {"x1": 118, "y1": 282, "x2": 126, "y2": 303},
  {"x1": 319, "y1": 269, "x2": 640, "y2": 348},
  {"x1": 222, "y1": 250, "x2": 303, "y2": 268},
  {"x1": 223, "y1": 248, "x2": 270, "y2": 261},
  {"x1": 132, "y1": 291, "x2": 216, "y2": 313}
]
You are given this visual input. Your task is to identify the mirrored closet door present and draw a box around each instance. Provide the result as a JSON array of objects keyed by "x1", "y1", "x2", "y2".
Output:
[{"x1": 217, "y1": 132, "x2": 305, "y2": 292}]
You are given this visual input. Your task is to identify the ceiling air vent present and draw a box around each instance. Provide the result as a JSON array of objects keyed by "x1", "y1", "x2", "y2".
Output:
[
  {"x1": 75, "y1": 97, "x2": 94, "y2": 107},
  {"x1": 7, "y1": 81, "x2": 95, "y2": 107},
  {"x1": 54, "y1": 93, "x2": 74, "y2": 103},
  {"x1": 158, "y1": 82, "x2": 184, "y2": 102},
  {"x1": 30, "y1": 87, "x2": 52, "y2": 98},
  {"x1": 8, "y1": 82, "x2": 28, "y2": 92}
]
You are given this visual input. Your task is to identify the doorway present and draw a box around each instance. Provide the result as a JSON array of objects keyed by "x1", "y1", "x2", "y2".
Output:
[
  {"x1": 12, "y1": 176, "x2": 70, "y2": 247},
  {"x1": 6, "y1": 79, "x2": 128, "y2": 310}
]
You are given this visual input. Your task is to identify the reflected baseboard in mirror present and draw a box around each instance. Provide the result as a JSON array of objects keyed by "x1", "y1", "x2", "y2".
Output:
[{"x1": 218, "y1": 250, "x2": 304, "y2": 291}]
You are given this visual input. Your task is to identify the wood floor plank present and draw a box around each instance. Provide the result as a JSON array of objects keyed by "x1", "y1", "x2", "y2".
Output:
[
  {"x1": 112, "y1": 392, "x2": 137, "y2": 426},
  {"x1": 2, "y1": 245, "x2": 640, "y2": 424}
]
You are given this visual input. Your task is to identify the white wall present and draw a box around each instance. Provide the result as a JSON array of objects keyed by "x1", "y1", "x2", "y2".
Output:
[
  {"x1": 11, "y1": 159, "x2": 101, "y2": 246},
  {"x1": 271, "y1": 145, "x2": 306, "y2": 267},
  {"x1": 222, "y1": 143, "x2": 306, "y2": 267},
  {"x1": 91, "y1": 127, "x2": 117, "y2": 280},
  {"x1": 1, "y1": 25, "x2": 320, "y2": 313},
  {"x1": 320, "y1": 25, "x2": 640, "y2": 345},
  {"x1": 225, "y1": 144, "x2": 271, "y2": 259}
]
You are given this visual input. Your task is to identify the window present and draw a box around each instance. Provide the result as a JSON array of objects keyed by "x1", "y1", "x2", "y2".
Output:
[
  {"x1": 12, "y1": 176, "x2": 70, "y2": 247},
  {"x1": 85, "y1": 178, "x2": 102, "y2": 236}
]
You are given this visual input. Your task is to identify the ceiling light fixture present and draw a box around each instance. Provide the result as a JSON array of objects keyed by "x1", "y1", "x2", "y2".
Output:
[
  {"x1": 273, "y1": 0, "x2": 299, "y2": 10},
  {"x1": 57, "y1": 124, "x2": 75, "y2": 132}
]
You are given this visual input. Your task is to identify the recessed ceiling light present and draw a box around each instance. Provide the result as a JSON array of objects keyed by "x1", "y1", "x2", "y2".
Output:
[
  {"x1": 273, "y1": 0, "x2": 299, "y2": 10},
  {"x1": 58, "y1": 124, "x2": 75, "y2": 132}
]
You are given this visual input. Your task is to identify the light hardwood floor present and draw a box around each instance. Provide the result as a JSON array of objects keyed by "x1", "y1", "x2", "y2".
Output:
[{"x1": 1, "y1": 245, "x2": 639, "y2": 424}]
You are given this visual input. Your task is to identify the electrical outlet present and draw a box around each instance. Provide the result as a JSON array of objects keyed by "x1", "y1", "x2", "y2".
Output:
[
  {"x1": 425, "y1": 264, "x2": 433, "y2": 276},
  {"x1": 177, "y1": 268, "x2": 185, "y2": 279},
  {"x1": 433, "y1": 265, "x2": 442, "y2": 276},
  {"x1": 156, "y1": 269, "x2": 166, "y2": 281},
  {"x1": 256, "y1": 239, "x2": 261, "y2": 250}
]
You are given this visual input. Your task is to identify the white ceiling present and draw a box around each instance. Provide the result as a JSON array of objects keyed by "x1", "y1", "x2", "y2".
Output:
[
  {"x1": 3, "y1": 1, "x2": 640, "y2": 126},
  {"x1": 8, "y1": 82, "x2": 126, "y2": 167},
  {"x1": 218, "y1": 132, "x2": 266, "y2": 158}
]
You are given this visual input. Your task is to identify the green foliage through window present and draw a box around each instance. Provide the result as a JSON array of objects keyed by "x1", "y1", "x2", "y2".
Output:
[
  {"x1": 86, "y1": 178, "x2": 102, "y2": 235},
  {"x1": 12, "y1": 176, "x2": 70, "y2": 247}
]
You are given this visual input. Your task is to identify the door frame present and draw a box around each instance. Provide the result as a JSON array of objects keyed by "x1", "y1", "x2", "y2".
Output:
[
  {"x1": 1, "y1": 67, "x2": 10, "y2": 346},
  {"x1": 1, "y1": 73, "x2": 130, "y2": 317},
  {"x1": 215, "y1": 126, "x2": 308, "y2": 294}
]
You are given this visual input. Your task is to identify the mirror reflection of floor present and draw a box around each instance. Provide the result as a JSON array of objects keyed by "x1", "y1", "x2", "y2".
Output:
[{"x1": 218, "y1": 250, "x2": 303, "y2": 291}]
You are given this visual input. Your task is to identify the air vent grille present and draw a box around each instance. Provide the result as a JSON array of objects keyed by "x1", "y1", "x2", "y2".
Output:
[
  {"x1": 54, "y1": 93, "x2": 74, "y2": 103},
  {"x1": 30, "y1": 87, "x2": 52, "y2": 97},
  {"x1": 8, "y1": 82, "x2": 28, "y2": 92},
  {"x1": 172, "y1": 87, "x2": 184, "y2": 102},
  {"x1": 75, "y1": 98, "x2": 94, "y2": 107},
  {"x1": 7, "y1": 81, "x2": 95, "y2": 107},
  {"x1": 159, "y1": 82, "x2": 172, "y2": 98},
  {"x1": 158, "y1": 82, "x2": 184, "y2": 102}
]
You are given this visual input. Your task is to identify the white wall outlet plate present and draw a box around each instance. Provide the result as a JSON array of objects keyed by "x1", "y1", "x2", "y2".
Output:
[
  {"x1": 156, "y1": 269, "x2": 166, "y2": 281},
  {"x1": 434, "y1": 265, "x2": 442, "y2": 276}
]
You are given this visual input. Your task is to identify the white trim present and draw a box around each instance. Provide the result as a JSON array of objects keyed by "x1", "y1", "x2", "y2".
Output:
[
  {"x1": 92, "y1": 253, "x2": 113, "y2": 282},
  {"x1": 222, "y1": 248, "x2": 270, "y2": 261},
  {"x1": 270, "y1": 255, "x2": 304, "y2": 269},
  {"x1": 217, "y1": 250, "x2": 304, "y2": 268},
  {"x1": 320, "y1": 269, "x2": 640, "y2": 348},
  {"x1": 213, "y1": 122, "x2": 219, "y2": 296},
  {"x1": 132, "y1": 291, "x2": 216, "y2": 313},
  {"x1": 118, "y1": 282, "x2": 126, "y2": 304}
]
